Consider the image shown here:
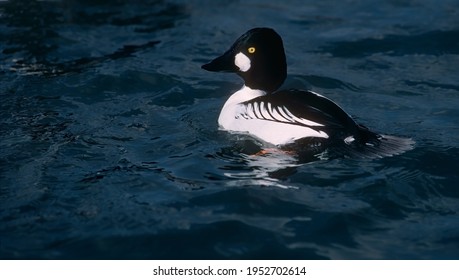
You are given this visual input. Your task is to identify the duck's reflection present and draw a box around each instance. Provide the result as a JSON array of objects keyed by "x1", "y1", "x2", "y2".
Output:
[{"x1": 216, "y1": 139, "x2": 328, "y2": 189}]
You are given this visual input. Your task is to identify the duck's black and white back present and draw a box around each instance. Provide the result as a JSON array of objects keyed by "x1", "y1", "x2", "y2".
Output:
[{"x1": 202, "y1": 27, "x2": 414, "y2": 158}]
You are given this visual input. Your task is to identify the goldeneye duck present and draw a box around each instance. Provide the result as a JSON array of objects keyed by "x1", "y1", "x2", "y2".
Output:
[{"x1": 202, "y1": 27, "x2": 413, "y2": 158}]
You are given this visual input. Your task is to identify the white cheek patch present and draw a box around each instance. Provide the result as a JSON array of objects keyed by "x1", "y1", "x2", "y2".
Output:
[{"x1": 234, "y1": 52, "x2": 251, "y2": 72}]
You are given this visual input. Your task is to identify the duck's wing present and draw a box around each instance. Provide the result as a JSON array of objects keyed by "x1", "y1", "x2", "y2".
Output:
[
  {"x1": 240, "y1": 89, "x2": 358, "y2": 133},
  {"x1": 239, "y1": 89, "x2": 414, "y2": 158}
]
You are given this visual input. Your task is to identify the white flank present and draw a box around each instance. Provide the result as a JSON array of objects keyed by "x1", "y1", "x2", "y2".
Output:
[
  {"x1": 234, "y1": 52, "x2": 251, "y2": 72},
  {"x1": 218, "y1": 86, "x2": 329, "y2": 146}
]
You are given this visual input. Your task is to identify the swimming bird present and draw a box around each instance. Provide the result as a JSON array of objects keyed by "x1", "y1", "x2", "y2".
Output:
[{"x1": 201, "y1": 27, "x2": 413, "y2": 158}]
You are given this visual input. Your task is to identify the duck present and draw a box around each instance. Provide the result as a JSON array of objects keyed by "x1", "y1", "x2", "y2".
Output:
[{"x1": 201, "y1": 27, "x2": 413, "y2": 158}]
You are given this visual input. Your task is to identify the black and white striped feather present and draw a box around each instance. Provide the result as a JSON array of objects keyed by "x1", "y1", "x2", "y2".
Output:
[{"x1": 240, "y1": 89, "x2": 360, "y2": 137}]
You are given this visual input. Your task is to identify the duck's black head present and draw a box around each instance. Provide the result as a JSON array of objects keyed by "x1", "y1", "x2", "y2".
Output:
[{"x1": 202, "y1": 27, "x2": 287, "y2": 93}]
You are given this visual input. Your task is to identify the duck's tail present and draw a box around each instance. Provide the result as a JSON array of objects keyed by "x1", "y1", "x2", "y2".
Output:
[
  {"x1": 281, "y1": 126, "x2": 414, "y2": 161},
  {"x1": 346, "y1": 125, "x2": 415, "y2": 159}
]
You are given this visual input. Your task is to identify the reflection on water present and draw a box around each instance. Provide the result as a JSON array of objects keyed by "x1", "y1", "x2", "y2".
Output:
[{"x1": 218, "y1": 149, "x2": 301, "y2": 189}]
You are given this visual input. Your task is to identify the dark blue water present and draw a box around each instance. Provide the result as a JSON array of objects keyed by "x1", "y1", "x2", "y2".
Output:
[{"x1": 1, "y1": 0, "x2": 459, "y2": 259}]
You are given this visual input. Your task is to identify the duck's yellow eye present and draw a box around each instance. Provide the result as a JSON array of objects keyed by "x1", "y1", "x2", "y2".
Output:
[{"x1": 248, "y1": 47, "x2": 256, "y2": 54}]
